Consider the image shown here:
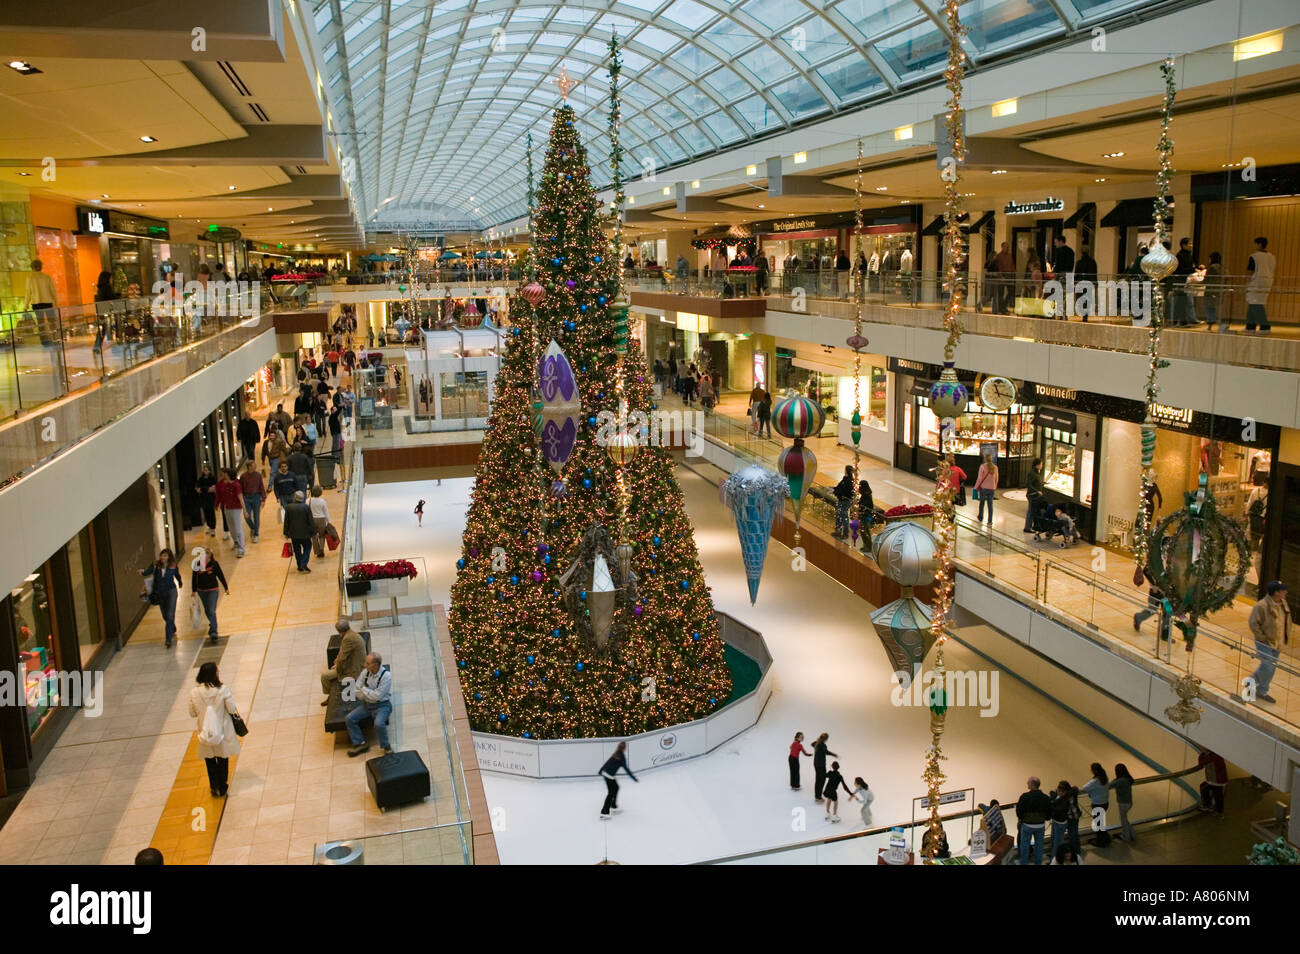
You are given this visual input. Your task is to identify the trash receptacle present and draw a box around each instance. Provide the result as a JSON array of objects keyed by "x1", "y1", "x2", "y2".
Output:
[
  {"x1": 314, "y1": 840, "x2": 363, "y2": 865},
  {"x1": 315, "y1": 453, "x2": 338, "y2": 489}
]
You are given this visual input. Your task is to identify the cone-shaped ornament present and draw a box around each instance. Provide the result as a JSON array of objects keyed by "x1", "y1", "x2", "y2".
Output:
[
  {"x1": 777, "y1": 439, "x2": 817, "y2": 528},
  {"x1": 720, "y1": 465, "x2": 788, "y2": 605}
]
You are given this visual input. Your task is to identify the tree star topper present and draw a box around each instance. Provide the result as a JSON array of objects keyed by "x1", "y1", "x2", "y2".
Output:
[{"x1": 553, "y1": 66, "x2": 577, "y2": 100}]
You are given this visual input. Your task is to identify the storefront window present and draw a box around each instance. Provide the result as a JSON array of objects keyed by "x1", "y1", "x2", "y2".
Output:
[
  {"x1": 440, "y1": 370, "x2": 490, "y2": 420},
  {"x1": 835, "y1": 367, "x2": 889, "y2": 431},
  {"x1": 1042, "y1": 428, "x2": 1077, "y2": 496},
  {"x1": 916, "y1": 394, "x2": 1035, "y2": 458},
  {"x1": 12, "y1": 567, "x2": 60, "y2": 738},
  {"x1": 66, "y1": 529, "x2": 102, "y2": 661}
]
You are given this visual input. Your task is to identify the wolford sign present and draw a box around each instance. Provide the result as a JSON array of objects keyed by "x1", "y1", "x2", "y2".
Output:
[{"x1": 1004, "y1": 197, "x2": 1065, "y2": 215}]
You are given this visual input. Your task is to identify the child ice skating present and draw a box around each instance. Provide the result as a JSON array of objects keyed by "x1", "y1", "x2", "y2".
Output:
[
  {"x1": 414, "y1": 499, "x2": 425, "y2": 527},
  {"x1": 854, "y1": 777, "x2": 874, "y2": 826},
  {"x1": 822, "y1": 760, "x2": 857, "y2": 822}
]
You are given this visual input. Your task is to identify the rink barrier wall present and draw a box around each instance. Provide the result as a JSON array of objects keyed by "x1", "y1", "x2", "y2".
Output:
[{"x1": 471, "y1": 612, "x2": 773, "y2": 779}]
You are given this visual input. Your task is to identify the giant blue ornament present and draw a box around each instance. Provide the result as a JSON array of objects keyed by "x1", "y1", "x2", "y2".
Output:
[{"x1": 536, "y1": 339, "x2": 580, "y2": 473}]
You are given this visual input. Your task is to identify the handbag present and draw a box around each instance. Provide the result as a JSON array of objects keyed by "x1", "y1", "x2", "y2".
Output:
[
  {"x1": 955, "y1": 486, "x2": 967, "y2": 507},
  {"x1": 325, "y1": 523, "x2": 340, "y2": 551},
  {"x1": 229, "y1": 710, "x2": 249, "y2": 737},
  {"x1": 282, "y1": 541, "x2": 293, "y2": 558},
  {"x1": 190, "y1": 593, "x2": 203, "y2": 628}
]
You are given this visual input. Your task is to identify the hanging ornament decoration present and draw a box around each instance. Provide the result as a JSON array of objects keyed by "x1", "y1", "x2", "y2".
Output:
[
  {"x1": 537, "y1": 339, "x2": 581, "y2": 473},
  {"x1": 556, "y1": 523, "x2": 638, "y2": 652},
  {"x1": 928, "y1": 362, "x2": 969, "y2": 421},
  {"x1": 1146, "y1": 473, "x2": 1250, "y2": 654},
  {"x1": 919, "y1": 0, "x2": 970, "y2": 861},
  {"x1": 870, "y1": 522, "x2": 941, "y2": 676},
  {"x1": 605, "y1": 426, "x2": 640, "y2": 467},
  {"x1": 777, "y1": 440, "x2": 818, "y2": 541},
  {"x1": 520, "y1": 281, "x2": 546, "y2": 307},
  {"x1": 772, "y1": 391, "x2": 825, "y2": 545},
  {"x1": 720, "y1": 465, "x2": 788, "y2": 605},
  {"x1": 1133, "y1": 56, "x2": 1180, "y2": 582},
  {"x1": 772, "y1": 391, "x2": 826, "y2": 440},
  {"x1": 611, "y1": 289, "x2": 631, "y2": 354},
  {"x1": 1164, "y1": 671, "x2": 1204, "y2": 728}
]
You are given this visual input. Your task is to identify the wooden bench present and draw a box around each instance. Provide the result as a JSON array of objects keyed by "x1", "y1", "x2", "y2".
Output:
[{"x1": 324, "y1": 629, "x2": 372, "y2": 735}]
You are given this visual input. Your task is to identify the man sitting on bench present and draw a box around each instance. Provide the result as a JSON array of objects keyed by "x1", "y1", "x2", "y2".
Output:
[
  {"x1": 321, "y1": 618, "x2": 366, "y2": 707},
  {"x1": 346, "y1": 652, "x2": 393, "y2": 758}
]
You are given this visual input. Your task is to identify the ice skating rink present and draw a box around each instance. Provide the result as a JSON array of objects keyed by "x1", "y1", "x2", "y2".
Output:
[{"x1": 362, "y1": 465, "x2": 1157, "y2": 864}]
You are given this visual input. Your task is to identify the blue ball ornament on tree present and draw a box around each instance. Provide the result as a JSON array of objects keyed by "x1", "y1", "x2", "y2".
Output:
[
  {"x1": 474, "y1": 692, "x2": 482, "y2": 699},
  {"x1": 493, "y1": 669, "x2": 501, "y2": 678},
  {"x1": 552, "y1": 628, "x2": 561, "y2": 638},
  {"x1": 692, "y1": 632, "x2": 700, "y2": 641},
  {"x1": 582, "y1": 478, "x2": 593, "y2": 489},
  {"x1": 498, "y1": 714, "x2": 507, "y2": 723},
  {"x1": 509, "y1": 575, "x2": 519, "y2": 585},
  {"x1": 652, "y1": 536, "x2": 661, "y2": 546},
  {"x1": 456, "y1": 558, "x2": 465, "y2": 569},
  {"x1": 579, "y1": 589, "x2": 587, "y2": 600},
  {"x1": 526, "y1": 655, "x2": 535, "y2": 665},
  {"x1": 681, "y1": 580, "x2": 690, "y2": 590},
  {"x1": 575, "y1": 662, "x2": 584, "y2": 671}
]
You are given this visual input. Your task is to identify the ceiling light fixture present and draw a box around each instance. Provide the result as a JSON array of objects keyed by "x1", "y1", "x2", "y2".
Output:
[
  {"x1": 746, "y1": 165, "x2": 757, "y2": 176},
  {"x1": 894, "y1": 125, "x2": 913, "y2": 141},
  {"x1": 1095, "y1": 177, "x2": 1107, "y2": 182},
  {"x1": 662, "y1": 186, "x2": 670, "y2": 196},
  {"x1": 18, "y1": 172, "x2": 31, "y2": 176},
  {"x1": 140, "y1": 135, "x2": 157, "y2": 143},
  {"x1": 102, "y1": 193, "x2": 110, "y2": 198},
  {"x1": 991, "y1": 98, "x2": 1018, "y2": 118},
  {"x1": 990, "y1": 169, "x2": 1008, "y2": 175},
  {"x1": 1234, "y1": 31, "x2": 1283, "y2": 61},
  {"x1": 7, "y1": 60, "x2": 41, "y2": 75},
  {"x1": 875, "y1": 186, "x2": 888, "y2": 191},
  {"x1": 1102, "y1": 151, "x2": 1125, "y2": 159},
  {"x1": 691, "y1": 180, "x2": 700, "y2": 189},
  {"x1": 793, "y1": 152, "x2": 807, "y2": 164},
  {"x1": 229, "y1": 185, "x2": 236, "y2": 190},
  {"x1": 757, "y1": 204, "x2": 765, "y2": 209}
]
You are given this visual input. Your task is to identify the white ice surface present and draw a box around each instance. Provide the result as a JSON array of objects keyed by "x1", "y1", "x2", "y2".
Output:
[{"x1": 362, "y1": 466, "x2": 1156, "y2": 864}]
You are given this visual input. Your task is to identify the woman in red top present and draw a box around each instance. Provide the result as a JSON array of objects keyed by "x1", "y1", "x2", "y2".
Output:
[
  {"x1": 326, "y1": 348, "x2": 340, "y2": 378},
  {"x1": 937, "y1": 452, "x2": 967, "y2": 507},
  {"x1": 214, "y1": 468, "x2": 245, "y2": 557},
  {"x1": 788, "y1": 732, "x2": 813, "y2": 790}
]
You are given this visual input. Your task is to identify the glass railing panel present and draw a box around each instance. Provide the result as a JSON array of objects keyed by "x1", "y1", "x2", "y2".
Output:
[{"x1": 312, "y1": 820, "x2": 472, "y2": 866}]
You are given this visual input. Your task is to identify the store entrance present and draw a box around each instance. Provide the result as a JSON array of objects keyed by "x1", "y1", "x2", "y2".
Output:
[{"x1": 1012, "y1": 219, "x2": 1063, "y2": 286}]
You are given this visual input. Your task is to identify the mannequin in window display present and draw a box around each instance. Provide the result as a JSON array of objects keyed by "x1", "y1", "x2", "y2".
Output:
[
  {"x1": 1199, "y1": 438, "x2": 1223, "y2": 476},
  {"x1": 868, "y1": 248, "x2": 881, "y2": 293},
  {"x1": 898, "y1": 245, "x2": 914, "y2": 299},
  {"x1": 1249, "y1": 450, "x2": 1271, "y2": 487}
]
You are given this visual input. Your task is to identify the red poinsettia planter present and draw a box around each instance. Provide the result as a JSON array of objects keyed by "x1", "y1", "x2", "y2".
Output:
[
  {"x1": 882, "y1": 504, "x2": 935, "y2": 531},
  {"x1": 346, "y1": 560, "x2": 417, "y2": 597}
]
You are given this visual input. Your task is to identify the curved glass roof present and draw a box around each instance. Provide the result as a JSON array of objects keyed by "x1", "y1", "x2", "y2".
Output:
[{"x1": 313, "y1": 0, "x2": 1152, "y2": 229}]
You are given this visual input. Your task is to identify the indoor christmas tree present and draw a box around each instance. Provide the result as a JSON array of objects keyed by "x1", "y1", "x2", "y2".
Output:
[{"x1": 448, "y1": 102, "x2": 732, "y2": 739}]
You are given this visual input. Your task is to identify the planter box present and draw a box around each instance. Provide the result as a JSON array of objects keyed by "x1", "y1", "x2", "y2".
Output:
[
  {"x1": 345, "y1": 580, "x2": 371, "y2": 598},
  {"x1": 882, "y1": 513, "x2": 935, "y2": 532},
  {"x1": 367, "y1": 577, "x2": 410, "y2": 598}
]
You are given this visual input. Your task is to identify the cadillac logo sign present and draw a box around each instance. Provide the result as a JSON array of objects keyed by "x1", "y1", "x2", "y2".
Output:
[
  {"x1": 1004, "y1": 197, "x2": 1065, "y2": 215},
  {"x1": 659, "y1": 733, "x2": 677, "y2": 751}
]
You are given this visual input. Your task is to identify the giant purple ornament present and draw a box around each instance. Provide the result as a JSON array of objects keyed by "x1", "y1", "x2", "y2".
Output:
[{"x1": 537, "y1": 339, "x2": 581, "y2": 473}]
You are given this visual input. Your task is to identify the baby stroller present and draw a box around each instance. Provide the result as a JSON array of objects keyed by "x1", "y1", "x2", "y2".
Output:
[{"x1": 1028, "y1": 496, "x2": 1076, "y2": 547}]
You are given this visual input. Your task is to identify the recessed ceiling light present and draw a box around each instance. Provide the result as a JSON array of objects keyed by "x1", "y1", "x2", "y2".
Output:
[
  {"x1": 757, "y1": 204, "x2": 765, "y2": 209},
  {"x1": 900, "y1": 199, "x2": 911, "y2": 204},
  {"x1": 229, "y1": 185, "x2": 236, "y2": 190},
  {"x1": 990, "y1": 169, "x2": 1008, "y2": 175},
  {"x1": 1095, "y1": 177, "x2": 1107, "y2": 182},
  {"x1": 7, "y1": 60, "x2": 41, "y2": 75},
  {"x1": 18, "y1": 172, "x2": 31, "y2": 176},
  {"x1": 746, "y1": 165, "x2": 757, "y2": 176},
  {"x1": 140, "y1": 135, "x2": 157, "y2": 143},
  {"x1": 793, "y1": 152, "x2": 807, "y2": 164},
  {"x1": 662, "y1": 186, "x2": 670, "y2": 196},
  {"x1": 137, "y1": 204, "x2": 144, "y2": 208},
  {"x1": 268, "y1": 206, "x2": 274, "y2": 211},
  {"x1": 102, "y1": 193, "x2": 110, "y2": 198},
  {"x1": 691, "y1": 180, "x2": 700, "y2": 189},
  {"x1": 1102, "y1": 151, "x2": 1125, "y2": 159},
  {"x1": 875, "y1": 186, "x2": 888, "y2": 191}
]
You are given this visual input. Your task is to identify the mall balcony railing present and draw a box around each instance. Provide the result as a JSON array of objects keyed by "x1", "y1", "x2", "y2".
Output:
[
  {"x1": 332, "y1": 266, "x2": 526, "y2": 286},
  {"x1": 691, "y1": 409, "x2": 1300, "y2": 734},
  {"x1": 0, "y1": 283, "x2": 306, "y2": 485},
  {"x1": 629, "y1": 266, "x2": 1300, "y2": 326},
  {"x1": 699, "y1": 761, "x2": 1205, "y2": 864}
]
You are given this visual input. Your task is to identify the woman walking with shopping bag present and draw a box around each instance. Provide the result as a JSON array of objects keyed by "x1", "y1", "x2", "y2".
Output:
[
  {"x1": 190, "y1": 548, "x2": 229, "y2": 645},
  {"x1": 142, "y1": 549, "x2": 182, "y2": 648},
  {"x1": 188, "y1": 662, "x2": 244, "y2": 797}
]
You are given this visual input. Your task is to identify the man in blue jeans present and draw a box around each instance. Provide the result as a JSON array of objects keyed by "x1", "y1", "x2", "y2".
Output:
[
  {"x1": 1015, "y1": 776, "x2": 1052, "y2": 865},
  {"x1": 1247, "y1": 580, "x2": 1291, "y2": 703},
  {"x1": 346, "y1": 652, "x2": 393, "y2": 757},
  {"x1": 282, "y1": 490, "x2": 315, "y2": 573}
]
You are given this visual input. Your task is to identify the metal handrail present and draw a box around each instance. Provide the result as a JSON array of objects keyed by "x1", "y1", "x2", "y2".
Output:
[{"x1": 695, "y1": 764, "x2": 1206, "y2": 865}]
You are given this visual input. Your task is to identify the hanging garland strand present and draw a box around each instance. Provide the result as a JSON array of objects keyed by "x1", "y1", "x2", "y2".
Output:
[
  {"x1": 1133, "y1": 57, "x2": 1179, "y2": 580},
  {"x1": 607, "y1": 32, "x2": 633, "y2": 546},
  {"x1": 850, "y1": 139, "x2": 865, "y2": 542},
  {"x1": 922, "y1": 0, "x2": 969, "y2": 860},
  {"x1": 525, "y1": 132, "x2": 537, "y2": 282}
]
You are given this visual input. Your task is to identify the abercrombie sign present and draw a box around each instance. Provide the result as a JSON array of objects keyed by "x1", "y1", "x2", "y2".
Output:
[{"x1": 1004, "y1": 197, "x2": 1065, "y2": 215}]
